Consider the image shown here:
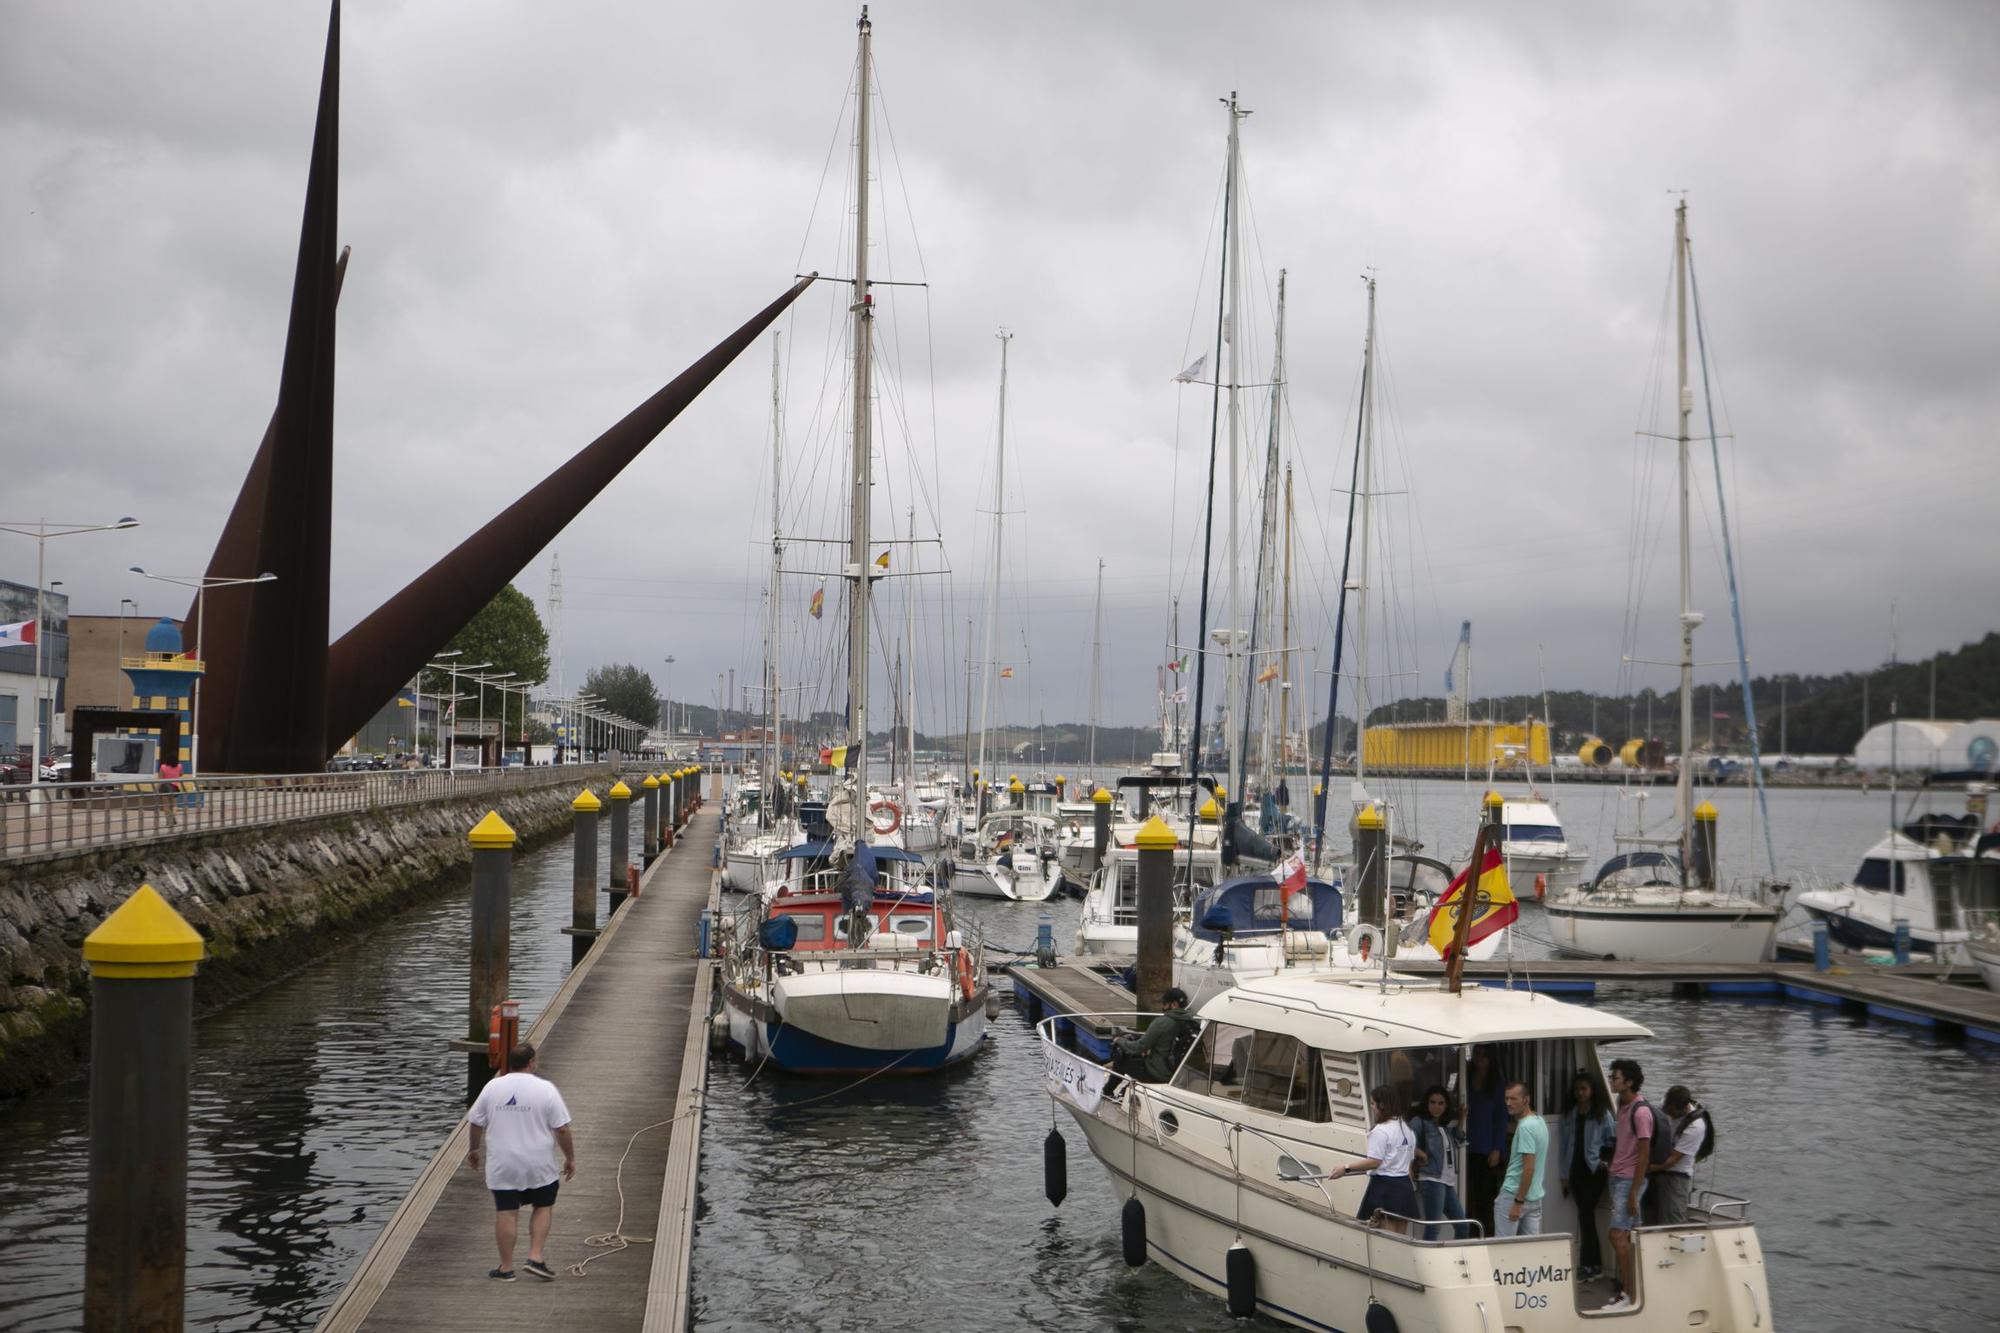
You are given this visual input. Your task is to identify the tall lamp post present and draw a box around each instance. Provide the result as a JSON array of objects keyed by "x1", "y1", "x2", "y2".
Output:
[
  {"x1": 421, "y1": 649, "x2": 464, "y2": 762},
  {"x1": 433, "y1": 659, "x2": 489, "y2": 767},
  {"x1": 662, "y1": 655, "x2": 676, "y2": 738},
  {"x1": 0, "y1": 517, "x2": 140, "y2": 787},
  {"x1": 117, "y1": 599, "x2": 139, "y2": 683},
  {"x1": 126, "y1": 566, "x2": 272, "y2": 775},
  {"x1": 575, "y1": 692, "x2": 602, "y2": 762},
  {"x1": 466, "y1": 671, "x2": 515, "y2": 768}
]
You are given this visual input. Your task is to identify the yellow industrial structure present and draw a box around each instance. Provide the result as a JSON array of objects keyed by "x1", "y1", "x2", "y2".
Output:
[{"x1": 1360, "y1": 720, "x2": 1550, "y2": 771}]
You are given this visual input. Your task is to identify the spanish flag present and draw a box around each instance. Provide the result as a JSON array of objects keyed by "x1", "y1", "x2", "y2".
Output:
[
  {"x1": 999, "y1": 666, "x2": 1015, "y2": 679},
  {"x1": 1256, "y1": 663, "x2": 1280, "y2": 684},
  {"x1": 1425, "y1": 843, "x2": 1517, "y2": 958},
  {"x1": 875, "y1": 550, "x2": 891, "y2": 569},
  {"x1": 809, "y1": 585, "x2": 825, "y2": 619}
]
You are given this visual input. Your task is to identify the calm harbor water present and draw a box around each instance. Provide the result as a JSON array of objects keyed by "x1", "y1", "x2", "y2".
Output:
[{"x1": 0, "y1": 780, "x2": 1992, "y2": 1331}]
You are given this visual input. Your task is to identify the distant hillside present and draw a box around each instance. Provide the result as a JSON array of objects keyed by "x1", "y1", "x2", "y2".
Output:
[{"x1": 1367, "y1": 632, "x2": 2000, "y2": 756}]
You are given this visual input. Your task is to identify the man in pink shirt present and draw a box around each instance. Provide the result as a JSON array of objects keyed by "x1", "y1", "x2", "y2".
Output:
[{"x1": 1603, "y1": 1057, "x2": 1654, "y2": 1311}]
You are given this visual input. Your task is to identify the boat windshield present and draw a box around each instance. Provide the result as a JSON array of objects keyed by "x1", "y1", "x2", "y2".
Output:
[
  {"x1": 1360, "y1": 1036, "x2": 1615, "y2": 1126},
  {"x1": 1171, "y1": 1022, "x2": 1332, "y2": 1122},
  {"x1": 1852, "y1": 857, "x2": 1910, "y2": 894},
  {"x1": 1504, "y1": 824, "x2": 1564, "y2": 843}
]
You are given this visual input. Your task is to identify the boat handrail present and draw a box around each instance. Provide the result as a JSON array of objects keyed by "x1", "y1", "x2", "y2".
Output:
[{"x1": 1690, "y1": 1187, "x2": 1753, "y2": 1220}]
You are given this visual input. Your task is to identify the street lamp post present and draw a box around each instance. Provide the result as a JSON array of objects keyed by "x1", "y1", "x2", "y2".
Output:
[
  {"x1": 420, "y1": 650, "x2": 463, "y2": 761},
  {"x1": 117, "y1": 599, "x2": 139, "y2": 689},
  {"x1": 467, "y1": 671, "x2": 515, "y2": 769},
  {"x1": 433, "y1": 659, "x2": 489, "y2": 767},
  {"x1": 126, "y1": 565, "x2": 270, "y2": 776},
  {"x1": 0, "y1": 517, "x2": 140, "y2": 786},
  {"x1": 663, "y1": 656, "x2": 676, "y2": 739}
]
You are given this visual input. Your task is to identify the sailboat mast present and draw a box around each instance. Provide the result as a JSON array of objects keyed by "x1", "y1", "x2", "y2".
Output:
[
  {"x1": 769, "y1": 329, "x2": 784, "y2": 813},
  {"x1": 1223, "y1": 95, "x2": 1248, "y2": 804},
  {"x1": 1250, "y1": 268, "x2": 1287, "y2": 788},
  {"x1": 974, "y1": 330, "x2": 1011, "y2": 794},
  {"x1": 904, "y1": 506, "x2": 918, "y2": 788},
  {"x1": 846, "y1": 6, "x2": 874, "y2": 797},
  {"x1": 1673, "y1": 199, "x2": 1696, "y2": 881},
  {"x1": 1353, "y1": 275, "x2": 1378, "y2": 799},
  {"x1": 1088, "y1": 557, "x2": 1104, "y2": 773},
  {"x1": 1277, "y1": 464, "x2": 1294, "y2": 773}
]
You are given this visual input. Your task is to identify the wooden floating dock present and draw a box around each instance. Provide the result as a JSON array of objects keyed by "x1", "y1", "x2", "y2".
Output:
[
  {"x1": 1011, "y1": 955, "x2": 2000, "y2": 1047},
  {"x1": 316, "y1": 810, "x2": 721, "y2": 1333}
]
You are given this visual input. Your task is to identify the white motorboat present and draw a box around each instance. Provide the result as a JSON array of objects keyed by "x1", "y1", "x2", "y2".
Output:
[
  {"x1": 950, "y1": 809, "x2": 1063, "y2": 901},
  {"x1": 1789, "y1": 795, "x2": 2000, "y2": 961},
  {"x1": 1970, "y1": 922, "x2": 2000, "y2": 991},
  {"x1": 1494, "y1": 793, "x2": 1590, "y2": 897},
  {"x1": 1041, "y1": 971, "x2": 1773, "y2": 1330}
]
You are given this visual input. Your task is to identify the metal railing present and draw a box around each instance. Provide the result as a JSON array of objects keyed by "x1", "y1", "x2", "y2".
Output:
[{"x1": 0, "y1": 762, "x2": 612, "y2": 862}]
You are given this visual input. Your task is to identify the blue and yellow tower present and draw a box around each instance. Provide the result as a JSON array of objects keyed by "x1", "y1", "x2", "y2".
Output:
[{"x1": 122, "y1": 618, "x2": 204, "y2": 772}]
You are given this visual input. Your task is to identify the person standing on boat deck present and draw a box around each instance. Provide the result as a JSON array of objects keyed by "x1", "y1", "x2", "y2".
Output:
[
  {"x1": 1464, "y1": 1047, "x2": 1508, "y2": 1240},
  {"x1": 1604, "y1": 1058, "x2": 1654, "y2": 1311},
  {"x1": 1114, "y1": 987, "x2": 1196, "y2": 1082},
  {"x1": 1496, "y1": 1081, "x2": 1548, "y2": 1236},
  {"x1": 1559, "y1": 1070, "x2": 1616, "y2": 1280},
  {"x1": 467, "y1": 1043, "x2": 576, "y2": 1282},
  {"x1": 1413, "y1": 1084, "x2": 1469, "y2": 1241},
  {"x1": 1331, "y1": 1084, "x2": 1419, "y2": 1234},
  {"x1": 1648, "y1": 1085, "x2": 1707, "y2": 1225}
]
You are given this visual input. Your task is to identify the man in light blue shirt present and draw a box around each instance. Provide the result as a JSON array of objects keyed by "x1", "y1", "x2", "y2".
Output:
[{"x1": 1497, "y1": 1081, "x2": 1548, "y2": 1237}]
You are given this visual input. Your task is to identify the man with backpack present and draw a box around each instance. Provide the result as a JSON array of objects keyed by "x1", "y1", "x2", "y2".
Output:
[
  {"x1": 1602, "y1": 1058, "x2": 1652, "y2": 1312},
  {"x1": 1648, "y1": 1085, "x2": 1712, "y2": 1225}
]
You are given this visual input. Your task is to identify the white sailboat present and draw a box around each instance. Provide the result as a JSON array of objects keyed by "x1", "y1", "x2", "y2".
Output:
[
  {"x1": 1544, "y1": 201, "x2": 1780, "y2": 963},
  {"x1": 721, "y1": 7, "x2": 986, "y2": 1073}
]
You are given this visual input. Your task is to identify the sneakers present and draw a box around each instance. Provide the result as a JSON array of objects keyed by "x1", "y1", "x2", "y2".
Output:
[
  {"x1": 522, "y1": 1259, "x2": 556, "y2": 1281},
  {"x1": 488, "y1": 1268, "x2": 516, "y2": 1282}
]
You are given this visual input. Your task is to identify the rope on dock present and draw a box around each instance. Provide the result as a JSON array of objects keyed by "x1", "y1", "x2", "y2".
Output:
[{"x1": 564, "y1": 1100, "x2": 703, "y2": 1278}]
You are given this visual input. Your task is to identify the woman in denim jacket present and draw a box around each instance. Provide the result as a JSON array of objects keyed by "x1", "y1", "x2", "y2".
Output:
[
  {"x1": 1411, "y1": 1084, "x2": 1469, "y2": 1241},
  {"x1": 1558, "y1": 1070, "x2": 1617, "y2": 1279}
]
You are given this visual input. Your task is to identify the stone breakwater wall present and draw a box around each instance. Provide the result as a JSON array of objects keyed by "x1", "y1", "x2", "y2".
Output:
[{"x1": 0, "y1": 782, "x2": 588, "y2": 1098}]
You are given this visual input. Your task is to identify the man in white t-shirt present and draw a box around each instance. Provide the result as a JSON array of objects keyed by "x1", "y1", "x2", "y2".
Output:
[
  {"x1": 1648, "y1": 1085, "x2": 1707, "y2": 1226},
  {"x1": 468, "y1": 1043, "x2": 576, "y2": 1281}
]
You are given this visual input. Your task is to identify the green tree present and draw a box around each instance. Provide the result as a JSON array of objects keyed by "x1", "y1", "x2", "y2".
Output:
[
  {"x1": 584, "y1": 663, "x2": 660, "y2": 729},
  {"x1": 427, "y1": 585, "x2": 550, "y2": 745}
]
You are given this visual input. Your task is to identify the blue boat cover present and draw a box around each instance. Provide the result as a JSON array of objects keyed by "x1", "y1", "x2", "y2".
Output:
[
  {"x1": 1588, "y1": 851, "x2": 1680, "y2": 889},
  {"x1": 1189, "y1": 873, "x2": 1344, "y2": 940},
  {"x1": 758, "y1": 915, "x2": 799, "y2": 950}
]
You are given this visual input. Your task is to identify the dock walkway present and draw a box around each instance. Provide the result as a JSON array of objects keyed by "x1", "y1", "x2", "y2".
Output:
[{"x1": 316, "y1": 809, "x2": 720, "y2": 1333}]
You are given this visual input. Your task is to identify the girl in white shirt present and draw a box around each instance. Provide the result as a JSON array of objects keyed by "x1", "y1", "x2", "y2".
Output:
[{"x1": 1331, "y1": 1083, "x2": 1419, "y2": 1234}]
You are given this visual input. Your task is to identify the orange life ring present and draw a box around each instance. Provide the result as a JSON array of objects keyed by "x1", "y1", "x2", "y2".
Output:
[
  {"x1": 869, "y1": 799, "x2": 903, "y2": 834},
  {"x1": 955, "y1": 946, "x2": 975, "y2": 1001}
]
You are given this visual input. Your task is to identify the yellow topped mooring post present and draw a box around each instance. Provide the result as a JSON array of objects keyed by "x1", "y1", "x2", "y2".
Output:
[
  {"x1": 641, "y1": 773, "x2": 661, "y2": 864},
  {"x1": 466, "y1": 810, "x2": 517, "y2": 1099},
  {"x1": 567, "y1": 788, "x2": 602, "y2": 967},
  {"x1": 1692, "y1": 799, "x2": 1719, "y2": 891},
  {"x1": 1353, "y1": 801, "x2": 1387, "y2": 933},
  {"x1": 1134, "y1": 816, "x2": 1179, "y2": 1014},
  {"x1": 84, "y1": 884, "x2": 205, "y2": 1333},
  {"x1": 607, "y1": 780, "x2": 633, "y2": 914}
]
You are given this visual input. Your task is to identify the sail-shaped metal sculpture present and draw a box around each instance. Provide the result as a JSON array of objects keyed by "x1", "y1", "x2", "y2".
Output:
[
  {"x1": 184, "y1": 1, "x2": 815, "y2": 771},
  {"x1": 321, "y1": 275, "x2": 815, "y2": 752}
]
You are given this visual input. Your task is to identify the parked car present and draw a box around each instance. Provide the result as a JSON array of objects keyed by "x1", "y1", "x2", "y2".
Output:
[{"x1": 0, "y1": 752, "x2": 31, "y2": 784}]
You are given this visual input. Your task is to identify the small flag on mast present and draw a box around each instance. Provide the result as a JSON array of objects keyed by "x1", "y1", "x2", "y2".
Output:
[
  {"x1": 809, "y1": 585, "x2": 825, "y2": 619},
  {"x1": 1256, "y1": 663, "x2": 1280, "y2": 684},
  {"x1": 0, "y1": 620, "x2": 36, "y2": 646},
  {"x1": 1172, "y1": 354, "x2": 1208, "y2": 384},
  {"x1": 1425, "y1": 844, "x2": 1519, "y2": 958},
  {"x1": 999, "y1": 666, "x2": 1015, "y2": 679}
]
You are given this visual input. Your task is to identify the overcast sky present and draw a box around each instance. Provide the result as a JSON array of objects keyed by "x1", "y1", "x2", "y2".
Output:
[{"x1": 4, "y1": 0, "x2": 1995, "y2": 738}]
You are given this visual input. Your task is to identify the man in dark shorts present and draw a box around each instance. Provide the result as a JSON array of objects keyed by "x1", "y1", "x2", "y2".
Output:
[{"x1": 467, "y1": 1042, "x2": 576, "y2": 1281}]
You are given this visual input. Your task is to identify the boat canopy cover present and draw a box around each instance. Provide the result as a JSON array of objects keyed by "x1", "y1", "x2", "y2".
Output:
[
  {"x1": 1190, "y1": 873, "x2": 1343, "y2": 940},
  {"x1": 1588, "y1": 850, "x2": 1679, "y2": 890},
  {"x1": 776, "y1": 840, "x2": 925, "y2": 864}
]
